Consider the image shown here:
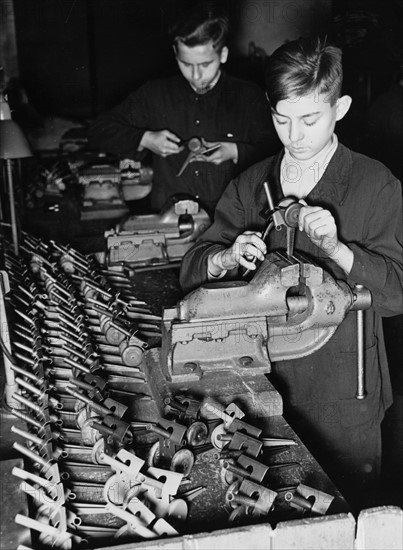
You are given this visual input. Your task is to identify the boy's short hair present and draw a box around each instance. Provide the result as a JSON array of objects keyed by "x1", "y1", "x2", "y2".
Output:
[
  {"x1": 265, "y1": 37, "x2": 343, "y2": 107},
  {"x1": 170, "y1": 1, "x2": 229, "y2": 53}
]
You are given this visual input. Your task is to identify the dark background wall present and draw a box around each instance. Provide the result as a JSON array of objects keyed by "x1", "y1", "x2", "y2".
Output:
[
  {"x1": 8, "y1": 0, "x2": 332, "y2": 118},
  {"x1": 6, "y1": 0, "x2": 400, "y2": 116},
  {"x1": 3, "y1": 0, "x2": 400, "y2": 178}
]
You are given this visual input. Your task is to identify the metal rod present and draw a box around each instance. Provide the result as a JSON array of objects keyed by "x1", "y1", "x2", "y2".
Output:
[
  {"x1": 6, "y1": 159, "x2": 19, "y2": 255},
  {"x1": 355, "y1": 285, "x2": 366, "y2": 400},
  {"x1": 223, "y1": 461, "x2": 250, "y2": 478},
  {"x1": 11, "y1": 425, "x2": 44, "y2": 447},
  {"x1": 13, "y1": 442, "x2": 48, "y2": 466},
  {"x1": 285, "y1": 491, "x2": 312, "y2": 511},
  {"x1": 64, "y1": 387, "x2": 110, "y2": 416},
  {"x1": 11, "y1": 408, "x2": 42, "y2": 428},
  {"x1": 227, "y1": 492, "x2": 256, "y2": 507}
]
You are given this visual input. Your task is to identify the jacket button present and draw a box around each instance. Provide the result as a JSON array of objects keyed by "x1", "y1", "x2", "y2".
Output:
[
  {"x1": 194, "y1": 170, "x2": 200, "y2": 176},
  {"x1": 195, "y1": 119, "x2": 200, "y2": 125}
]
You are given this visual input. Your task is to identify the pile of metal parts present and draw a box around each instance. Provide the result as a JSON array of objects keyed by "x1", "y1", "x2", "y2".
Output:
[
  {"x1": 0, "y1": 233, "x2": 178, "y2": 547},
  {"x1": 205, "y1": 401, "x2": 335, "y2": 523},
  {"x1": 104, "y1": 195, "x2": 211, "y2": 269},
  {"x1": 25, "y1": 161, "x2": 78, "y2": 209},
  {"x1": 0, "y1": 232, "x2": 340, "y2": 549}
]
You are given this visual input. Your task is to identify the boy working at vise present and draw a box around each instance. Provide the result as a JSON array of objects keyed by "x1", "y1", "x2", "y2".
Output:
[
  {"x1": 89, "y1": 2, "x2": 279, "y2": 218},
  {"x1": 180, "y1": 37, "x2": 403, "y2": 510}
]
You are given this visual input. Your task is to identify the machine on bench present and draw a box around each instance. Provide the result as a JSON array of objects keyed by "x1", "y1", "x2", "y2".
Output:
[
  {"x1": 161, "y1": 251, "x2": 371, "y2": 381},
  {"x1": 104, "y1": 195, "x2": 211, "y2": 269},
  {"x1": 142, "y1": 247, "x2": 371, "y2": 419}
]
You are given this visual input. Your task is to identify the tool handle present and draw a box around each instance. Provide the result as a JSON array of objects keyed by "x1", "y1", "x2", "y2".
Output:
[{"x1": 263, "y1": 182, "x2": 275, "y2": 211}]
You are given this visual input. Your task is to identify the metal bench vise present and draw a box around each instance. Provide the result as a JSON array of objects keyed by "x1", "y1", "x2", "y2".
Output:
[
  {"x1": 161, "y1": 251, "x2": 371, "y2": 382},
  {"x1": 104, "y1": 196, "x2": 211, "y2": 268}
]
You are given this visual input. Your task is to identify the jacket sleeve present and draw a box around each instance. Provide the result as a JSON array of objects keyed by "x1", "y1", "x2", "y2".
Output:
[
  {"x1": 235, "y1": 86, "x2": 280, "y2": 172},
  {"x1": 347, "y1": 175, "x2": 403, "y2": 317},
  {"x1": 179, "y1": 174, "x2": 248, "y2": 293},
  {"x1": 88, "y1": 85, "x2": 151, "y2": 159}
]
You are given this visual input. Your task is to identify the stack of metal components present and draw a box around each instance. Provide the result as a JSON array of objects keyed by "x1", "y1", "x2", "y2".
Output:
[
  {"x1": 0, "y1": 233, "x2": 337, "y2": 549},
  {"x1": 1, "y1": 234, "x2": 185, "y2": 546}
]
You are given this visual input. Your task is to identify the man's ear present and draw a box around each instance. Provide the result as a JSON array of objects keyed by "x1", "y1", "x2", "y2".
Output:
[
  {"x1": 220, "y1": 46, "x2": 229, "y2": 64},
  {"x1": 335, "y1": 95, "x2": 352, "y2": 121}
]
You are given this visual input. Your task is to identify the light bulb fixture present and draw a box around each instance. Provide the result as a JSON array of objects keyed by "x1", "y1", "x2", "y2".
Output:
[{"x1": 0, "y1": 93, "x2": 33, "y2": 255}]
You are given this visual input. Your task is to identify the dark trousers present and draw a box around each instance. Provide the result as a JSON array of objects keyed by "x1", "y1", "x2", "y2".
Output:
[{"x1": 283, "y1": 400, "x2": 382, "y2": 512}]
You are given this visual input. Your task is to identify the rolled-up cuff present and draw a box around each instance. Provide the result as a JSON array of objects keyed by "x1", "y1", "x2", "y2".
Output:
[{"x1": 347, "y1": 243, "x2": 387, "y2": 292}]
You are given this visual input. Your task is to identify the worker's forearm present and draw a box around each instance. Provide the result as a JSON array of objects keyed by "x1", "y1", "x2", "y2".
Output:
[{"x1": 330, "y1": 242, "x2": 354, "y2": 275}]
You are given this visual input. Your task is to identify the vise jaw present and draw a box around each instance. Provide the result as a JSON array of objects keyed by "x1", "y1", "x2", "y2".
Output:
[{"x1": 161, "y1": 251, "x2": 369, "y2": 382}]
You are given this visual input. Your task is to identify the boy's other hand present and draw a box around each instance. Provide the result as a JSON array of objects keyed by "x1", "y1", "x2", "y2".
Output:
[
  {"x1": 208, "y1": 231, "x2": 267, "y2": 277},
  {"x1": 194, "y1": 141, "x2": 238, "y2": 165},
  {"x1": 298, "y1": 205, "x2": 340, "y2": 257}
]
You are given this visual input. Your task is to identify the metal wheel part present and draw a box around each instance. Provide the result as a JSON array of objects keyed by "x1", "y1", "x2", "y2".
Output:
[
  {"x1": 222, "y1": 459, "x2": 236, "y2": 486},
  {"x1": 225, "y1": 480, "x2": 241, "y2": 509},
  {"x1": 120, "y1": 344, "x2": 143, "y2": 367},
  {"x1": 103, "y1": 474, "x2": 125, "y2": 506},
  {"x1": 170, "y1": 449, "x2": 195, "y2": 477},
  {"x1": 81, "y1": 415, "x2": 102, "y2": 446},
  {"x1": 147, "y1": 441, "x2": 160, "y2": 467},
  {"x1": 167, "y1": 498, "x2": 188, "y2": 521},
  {"x1": 211, "y1": 423, "x2": 227, "y2": 450},
  {"x1": 90, "y1": 438, "x2": 105, "y2": 464},
  {"x1": 186, "y1": 421, "x2": 209, "y2": 447}
]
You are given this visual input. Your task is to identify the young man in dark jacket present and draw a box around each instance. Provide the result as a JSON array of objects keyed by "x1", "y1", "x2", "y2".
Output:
[
  {"x1": 180, "y1": 37, "x2": 403, "y2": 510},
  {"x1": 88, "y1": 2, "x2": 279, "y2": 217}
]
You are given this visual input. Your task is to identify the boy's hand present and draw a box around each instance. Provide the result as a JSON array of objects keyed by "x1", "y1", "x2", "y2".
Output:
[
  {"x1": 139, "y1": 130, "x2": 183, "y2": 157},
  {"x1": 298, "y1": 205, "x2": 340, "y2": 257},
  {"x1": 298, "y1": 205, "x2": 354, "y2": 275},
  {"x1": 193, "y1": 141, "x2": 238, "y2": 165},
  {"x1": 208, "y1": 231, "x2": 266, "y2": 277}
]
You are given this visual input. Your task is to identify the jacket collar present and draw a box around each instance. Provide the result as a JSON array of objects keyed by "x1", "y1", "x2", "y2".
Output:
[
  {"x1": 256, "y1": 143, "x2": 353, "y2": 219},
  {"x1": 309, "y1": 143, "x2": 353, "y2": 205},
  {"x1": 178, "y1": 71, "x2": 225, "y2": 98}
]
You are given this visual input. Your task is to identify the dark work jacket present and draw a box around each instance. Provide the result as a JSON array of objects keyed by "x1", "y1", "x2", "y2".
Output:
[
  {"x1": 88, "y1": 73, "x2": 280, "y2": 214},
  {"x1": 180, "y1": 144, "x2": 403, "y2": 445}
]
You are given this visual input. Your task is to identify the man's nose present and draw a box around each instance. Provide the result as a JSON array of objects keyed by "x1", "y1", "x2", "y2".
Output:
[
  {"x1": 192, "y1": 66, "x2": 201, "y2": 81},
  {"x1": 289, "y1": 122, "x2": 303, "y2": 143}
]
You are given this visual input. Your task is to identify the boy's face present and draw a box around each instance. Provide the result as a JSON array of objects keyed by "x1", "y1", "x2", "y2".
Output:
[
  {"x1": 272, "y1": 92, "x2": 349, "y2": 161},
  {"x1": 175, "y1": 41, "x2": 228, "y2": 94}
]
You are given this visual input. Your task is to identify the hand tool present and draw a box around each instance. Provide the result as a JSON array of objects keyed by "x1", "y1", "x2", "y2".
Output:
[
  {"x1": 243, "y1": 182, "x2": 302, "y2": 276},
  {"x1": 177, "y1": 137, "x2": 221, "y2": 177}
]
